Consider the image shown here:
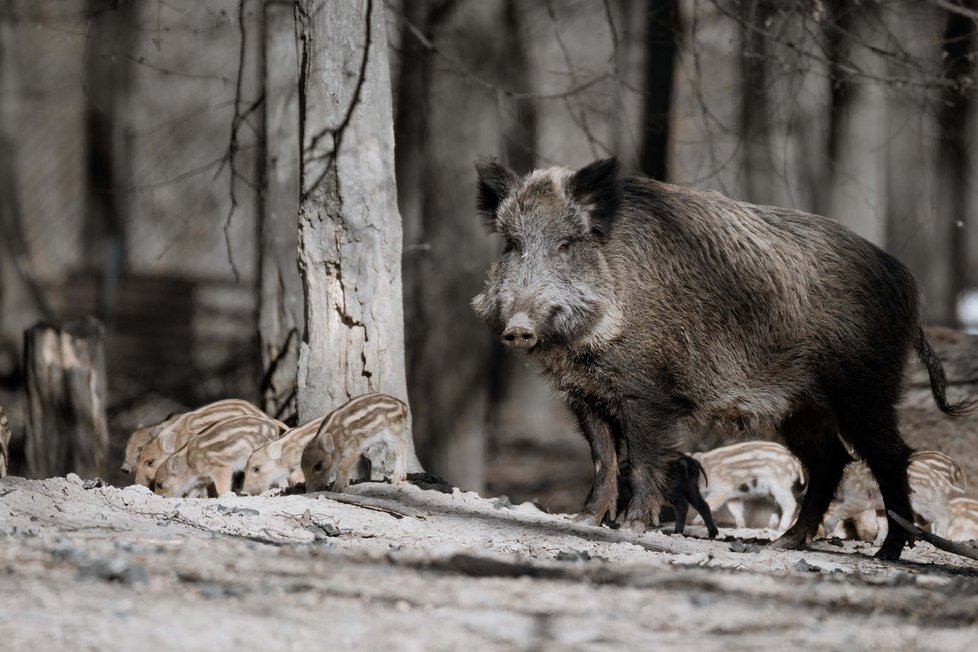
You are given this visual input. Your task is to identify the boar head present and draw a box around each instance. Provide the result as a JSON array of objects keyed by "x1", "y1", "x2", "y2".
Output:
[{"x1": 472, "y1": 158, "x2": 622, "y2": 351}]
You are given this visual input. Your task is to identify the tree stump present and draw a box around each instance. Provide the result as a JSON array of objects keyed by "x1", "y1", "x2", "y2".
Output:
[{"x1": 24, "y1": 317, "x2": 109, "y2": 479}]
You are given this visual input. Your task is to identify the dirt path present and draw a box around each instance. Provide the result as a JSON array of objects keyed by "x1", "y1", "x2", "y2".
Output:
[{"x1": 1, "y1": 475, "x2": 977, "y2": 651}]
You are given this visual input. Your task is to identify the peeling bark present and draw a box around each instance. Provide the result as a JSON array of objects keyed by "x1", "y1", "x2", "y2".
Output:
[{"x1": 294, "y1": 0, "x2": 421, "y2": 471}]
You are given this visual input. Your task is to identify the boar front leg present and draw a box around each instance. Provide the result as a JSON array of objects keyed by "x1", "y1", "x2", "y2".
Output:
[
  {"x1": 570, "y1": 402, "x2": 619, "y2": 526},
  {"x1": 620, "y1": 403, "x2": 682, "y2": 533}
]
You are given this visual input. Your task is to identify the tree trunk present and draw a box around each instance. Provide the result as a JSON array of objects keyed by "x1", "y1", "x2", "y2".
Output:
[
  {"x1": 294, "y1": 0, "x2": 421, "y2": 471},
  {"x1": 84, "y1": 0, "x2": 134, "y2": 319},
  {"x1": 815, "y1": 0, "x2": 855, "y2": 216},
  {"x1": 936, "y1": 2, "x2": 976, "y2": 326},
  {"x1": 24, "y1": 317, "x2": 109, "y2": 479},
  {"x1": 639, "y1": 0, "x2": 679, "y2": 181},
  {"x1": 738, "y1": 0, "x2": 772, "y2": 204},
  {"x1": 486, "y1": 0, "x2": 540, "y2": 463},
  {"x1": 259, "y1": 0, "x2": 302, "y2": 421},
  {"x1": 397, "y1": 2, "x2": 511, "y2": 489}
]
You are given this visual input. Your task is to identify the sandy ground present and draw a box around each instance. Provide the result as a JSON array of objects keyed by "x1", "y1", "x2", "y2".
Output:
[{"x1": 2, "y1": 475, "x2": 978, "y2": 651}]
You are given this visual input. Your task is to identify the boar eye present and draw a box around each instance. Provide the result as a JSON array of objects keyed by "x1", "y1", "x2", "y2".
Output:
[
  {"x1": 558, "y1": 240, "x2": 571, "y2": 254},
  {"x1": 252, "y1": 465, "x2": 261, "y2": 473}
]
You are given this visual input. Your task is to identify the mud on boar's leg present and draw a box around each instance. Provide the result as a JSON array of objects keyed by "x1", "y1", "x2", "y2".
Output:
[
  {"x1": 570, "y1": 401, "x2": 619, "y2": 526},
  {"x1": 771, "y1": 405, "x2": 849, "y2": 550}
]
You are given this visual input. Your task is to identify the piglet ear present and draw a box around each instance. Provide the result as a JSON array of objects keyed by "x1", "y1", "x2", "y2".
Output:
[
  {"x1": 569, "y1": 158, "x2": 622, "y2": 236},
  {"x1": 475, "y1": 157, "x2": 519, "y2": 232},
  {"x1": 266, "y1": 441, "x2": 282, "y2": 461},
  {"x1": 167, "y1": 453, "x2": 185, "y2": 474},
  {"x1": 159, "y1": 429, "x2": 178, "y2": 453}
]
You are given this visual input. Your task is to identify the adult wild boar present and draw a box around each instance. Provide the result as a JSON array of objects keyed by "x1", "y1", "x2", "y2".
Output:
[{"x1": 471, "y1": 157, "x2": 976, "y2": 560}]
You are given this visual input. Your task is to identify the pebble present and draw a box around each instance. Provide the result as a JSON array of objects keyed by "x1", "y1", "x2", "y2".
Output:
[
  {"x1": 491, "y1": 496, "x2": 514, "y2": 510},
  {"x1": 78, "y1": 556, "x2": 149, "y2": 586},
  {"x1": 793, "y1": 558, "x2": 822, "y2": 573},
  {"x1": 306, "y1": 521, "x2": 341, "y2": 540},
  {"x1": 730, "y1": 541, "x2": 761, "y2": 554},
  {"x1": 215, "y1": 504, "x2": 260, "y2": 516}
]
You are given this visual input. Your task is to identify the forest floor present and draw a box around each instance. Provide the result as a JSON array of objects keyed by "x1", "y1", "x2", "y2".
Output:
[{"x1": 2, "y1": 474, "x2": 978, "y2": 651}]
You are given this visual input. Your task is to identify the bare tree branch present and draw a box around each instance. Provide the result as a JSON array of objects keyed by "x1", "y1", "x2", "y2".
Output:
[{"x1": 928, "y1": 0, "x2": 978, "y2": 23}]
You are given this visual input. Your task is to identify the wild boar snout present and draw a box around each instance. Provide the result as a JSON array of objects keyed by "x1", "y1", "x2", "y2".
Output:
[{"x1": 501, "y1": 312, "x2": 537, "y2": 349}]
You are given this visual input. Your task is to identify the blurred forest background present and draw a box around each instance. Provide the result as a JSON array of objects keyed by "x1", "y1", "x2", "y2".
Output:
[{"x1": 2, "y1": 0, "x2": 978, "y2": 510}]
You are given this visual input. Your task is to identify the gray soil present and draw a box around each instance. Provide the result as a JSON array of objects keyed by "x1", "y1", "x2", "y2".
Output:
[{"x1": 2, "y1": 474, "x2": 978, "y2": 651}]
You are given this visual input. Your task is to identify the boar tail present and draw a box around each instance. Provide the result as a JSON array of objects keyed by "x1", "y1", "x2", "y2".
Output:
[
  {"x1": 914, "y1": 327, "x2": 978, "y2": 417},
  {"x1": 689, "y1": 455, "x2": 709, "y2": 487}
]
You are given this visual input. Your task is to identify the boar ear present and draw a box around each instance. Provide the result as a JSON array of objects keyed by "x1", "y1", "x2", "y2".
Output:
[
  {"x1": 569, "y1": 158, "x2": 622, "y2": 236},
  {"x1": 475, "y1": 158, "x2": 519, "y2": 230}
]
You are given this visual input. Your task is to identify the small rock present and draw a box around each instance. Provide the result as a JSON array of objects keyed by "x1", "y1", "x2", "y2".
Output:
[
  {"x1": 306, "y1": 520, "x2": 341, "y2": 540},
  {"x1": 78, "y1": 556, "x2": 149, "y2": 586},
  {"x1": 215, "y1": 504, "x2": 260, "y2": 516},
  {"x1": 198, "y1": 583, "x2": 228, "y2": 600},
  {"x1": 555, "y1": 549, "x2": 591, "y2": 562},
  {"x1": 50, "y1": 547, "x2": 87, "y2": 563},
  {"x1": 827, "y1": 537, "x2": 844, "y2": 548},
  {"x1": 82, "y1": 478, "x2": 105, "y2": 490},
  {"x1": 66, "y1": 473, "x2": 83, "y2": 485},
  {"x1": 730, "y1": 540, "x2": 760, "y2": 553},
  {"x1": 793, "y1": 558, "x2": 821, "y2": 573},
  {"x1": 689, "y1": 593, "x2": 720, "y2": 607},
  {"x1": 491, "y1": 496, "x2": 514, "y2": 510}
]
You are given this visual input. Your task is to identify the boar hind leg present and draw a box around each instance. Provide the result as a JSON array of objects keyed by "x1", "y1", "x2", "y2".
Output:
[
  {"x1": 771, "y1": 406, "x2": 849, "y2": 550},
  {"x1": 570, "y1": 403, "x2": 619, "y2": 526},
  {"x1": 684, "y1": 486, "x2": 719, "y2": 539},
  {"x1": 836, "y1": 405, "x2": 913, "y2": 560}
]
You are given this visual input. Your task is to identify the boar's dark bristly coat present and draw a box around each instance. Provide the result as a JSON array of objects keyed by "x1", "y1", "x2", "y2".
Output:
[{"x1": 471, "y1": 157, "x2": 976, "y2": 561}]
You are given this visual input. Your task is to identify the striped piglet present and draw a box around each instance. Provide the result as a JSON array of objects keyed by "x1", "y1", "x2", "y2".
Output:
[
  {"x1": 301, "y1": 393, "x2": 410, "y2": 493},
  {"x1": 153, "y1": 414, "x2": 284, "y2": 497}
]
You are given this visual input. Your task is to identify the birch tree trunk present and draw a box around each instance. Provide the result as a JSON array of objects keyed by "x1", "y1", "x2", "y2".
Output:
[
  {"x1": 259, "y1": 1, "x2": 302, "y2": 420},
  {"x1": 294, "y1": 0, "x2": 421, "y2": 471}
]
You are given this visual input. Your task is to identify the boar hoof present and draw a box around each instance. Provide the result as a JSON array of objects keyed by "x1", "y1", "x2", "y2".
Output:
[
  {"x1": 622, "y1": 518, "x2": 648, "y2": 534},
  {"x1": 572, "y1": 512, "x2": 604, "y2": 527},
  {"x1": 872, "y1": 541, "x2": 905, "y2": 561},
  {"x1": 768, "y1": 531, "x2": 807, "y2": 551}
]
